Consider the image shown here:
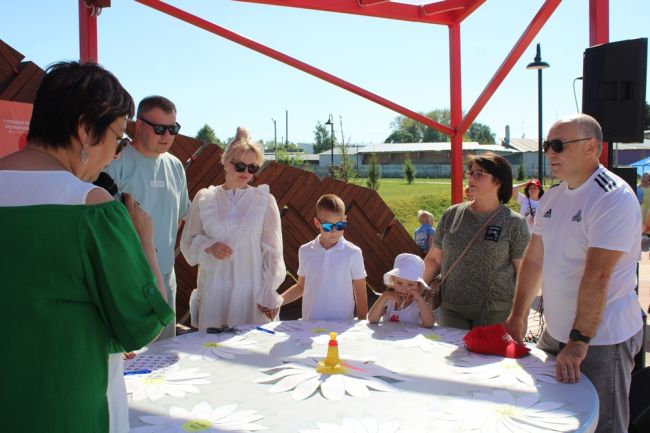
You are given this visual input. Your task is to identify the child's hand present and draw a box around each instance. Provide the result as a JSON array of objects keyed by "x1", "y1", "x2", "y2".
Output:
[
  {"x1": 123, "y1": 351, "x2": 136, "y2": 360},
  {"x1": 257, "y1": 304, "x2": 278, "y2": 320},
  {"x1": 410, "y1": 290, "x2": 424, "y2": 301}
]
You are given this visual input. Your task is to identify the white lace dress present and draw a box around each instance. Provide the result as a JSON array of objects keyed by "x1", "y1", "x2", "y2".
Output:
[{"x1": 180, "y1": 184, "x2": 286, "y2": 330}]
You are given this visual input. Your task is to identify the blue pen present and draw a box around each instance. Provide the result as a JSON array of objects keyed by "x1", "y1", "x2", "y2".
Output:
[
  {"x1": 255, "y1": 326, "x2": 276, "y2": 334},
  {"x1": 124, "y1": 369, "x2": 152, "y2": 375}
]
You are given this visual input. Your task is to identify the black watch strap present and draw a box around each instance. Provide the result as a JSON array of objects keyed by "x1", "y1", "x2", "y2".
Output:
[{"x1": 569, "y1": 329, "x2": 592, "y2": 344}]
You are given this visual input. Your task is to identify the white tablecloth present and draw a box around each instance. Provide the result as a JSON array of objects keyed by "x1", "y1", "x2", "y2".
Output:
[{"x1": 126, "y1": 320, "x2": 598, "y2": 433}]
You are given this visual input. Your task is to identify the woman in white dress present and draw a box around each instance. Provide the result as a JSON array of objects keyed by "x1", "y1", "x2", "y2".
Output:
[{"x1": 180, "y1": 127, "x2": 286, "y2": 330}]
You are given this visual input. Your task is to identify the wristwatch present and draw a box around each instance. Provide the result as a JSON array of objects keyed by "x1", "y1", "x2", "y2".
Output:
[{"x1": 569, "y1": 329, "x2": 592, "y2": 344}]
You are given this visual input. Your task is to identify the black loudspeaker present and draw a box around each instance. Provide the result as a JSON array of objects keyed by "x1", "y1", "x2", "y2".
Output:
[
  {"x1": 611, "y1": 166, "x2": 638, "y2": 194},
  {"x1": 582, "y1": 38, "x2": 647, "y2": 143}
]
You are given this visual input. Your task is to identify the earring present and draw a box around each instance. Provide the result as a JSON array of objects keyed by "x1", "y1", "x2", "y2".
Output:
[{"x1": 80, "y1": 143, "x2": 89, "y2": 165}]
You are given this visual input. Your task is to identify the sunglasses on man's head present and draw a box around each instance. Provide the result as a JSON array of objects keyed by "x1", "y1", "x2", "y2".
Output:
[
  {"x1": 543, "y1": 137, "x2": 591, "y2": 153},
  {"x1": 319, "y1": 220, "x2": 347, "y2": 232},
  {"x1": 231, "y1": 161, "x2": 260, "y2": 174},
  {"x1": 138, "y1": 117, "x2": 181, "y2": 135}
]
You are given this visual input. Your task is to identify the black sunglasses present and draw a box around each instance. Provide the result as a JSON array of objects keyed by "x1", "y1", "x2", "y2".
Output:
[
  {"x1": 138, "y1": 117, "x2": 181, "y2": 135},
  {"x1": 543, "y1": 137, "x2": 591, "y2": 153},
  {"x1": 231, "y1": 161, "x2": 260, "y2": 174},
  {"x1": 206, "y1": 324, "x2": 239, "y2": 334},
  {"x1": 108, "y1": 125, "x2": 131, "y2": 156},
  {"x1": 319, "y1": 220, "x2": 347, "y2": 232}
]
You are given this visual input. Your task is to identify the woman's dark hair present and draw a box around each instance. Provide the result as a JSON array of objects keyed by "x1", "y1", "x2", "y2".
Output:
[
  {"x1": 467, "y1": 152, "x2": 513, "y2": 204},
  {"x1": 524, "y1": 181, "x2": 545, "y2": 199},
  {"x1": 27, "y1": 61, "x2": 134, "y2": 149}
]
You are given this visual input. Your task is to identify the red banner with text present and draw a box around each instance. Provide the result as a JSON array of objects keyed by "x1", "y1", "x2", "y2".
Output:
[{"x1": 0, "y1": 100, "x2": 32, "y2": 158}]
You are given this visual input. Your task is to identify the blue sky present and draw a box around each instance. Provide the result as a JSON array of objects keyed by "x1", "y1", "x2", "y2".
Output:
[{"x1": 3, "y1": 0, "x2": 649, "y2": 146}]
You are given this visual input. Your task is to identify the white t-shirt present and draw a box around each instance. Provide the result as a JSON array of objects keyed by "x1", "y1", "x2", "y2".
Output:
[
  {"x1": 533, "y1": 165, "x2": 643, "y2": 345},
  {"x1": 383, "y1": 298, "x2": 421, "y2": 325},
  {"x1": 298, "y1": 236, "x2": 367, "y2": 321},
  {"x1": 517, "y1": 193, "x2": 540, "y2": 231},
  {"x1": 0, "y1": 170, "x2": 128, "y2": 433}
]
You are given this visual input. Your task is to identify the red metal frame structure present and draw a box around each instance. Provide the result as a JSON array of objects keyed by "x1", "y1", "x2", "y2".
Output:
[
  {"x1": 79, "y1": 1, "x2": 98, "y2": 63},
  {"x1": 79, "y1": 0, "x2": 611, "y2": 203}
]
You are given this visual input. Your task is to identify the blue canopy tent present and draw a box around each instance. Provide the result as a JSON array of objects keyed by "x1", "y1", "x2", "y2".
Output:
[{"x1": 630, "y1": 156, "x2": 650, "y2": 176}]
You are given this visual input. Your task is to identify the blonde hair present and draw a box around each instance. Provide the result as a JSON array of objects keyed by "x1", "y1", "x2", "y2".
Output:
[
  {"x1": 222, "y1": 126, "x2": 264, "y2": 166},
  {"x1": 417, "y1": 209, "x2": 434, "y2": 225},
  {"x1": 316, "y1": 194, "x2": 346, "y2": 217},
  {"x1": 385, "y1": 275, "x2": 429, "y2": 294}
]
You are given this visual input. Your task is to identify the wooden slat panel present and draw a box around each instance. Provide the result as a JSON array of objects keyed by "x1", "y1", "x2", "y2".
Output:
[{"x1": 0, "y1": 62, "x2": 42, "y2": 101}]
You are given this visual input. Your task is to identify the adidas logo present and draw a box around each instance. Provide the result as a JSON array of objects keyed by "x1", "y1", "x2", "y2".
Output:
[
  {"x1": 572, "y1": 210, "x2": 582, "y2": 222},
  {"x1": 543, "y1": 209, "x2": 552, "y2": 218},
  {"x1": 595, "y1": 172, "x2": 617, "y2": 192}
]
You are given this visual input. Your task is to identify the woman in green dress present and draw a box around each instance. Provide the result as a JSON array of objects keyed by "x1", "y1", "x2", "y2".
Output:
[{"x1": 0, "y1": 62, "x2": 174, "y2": 433}]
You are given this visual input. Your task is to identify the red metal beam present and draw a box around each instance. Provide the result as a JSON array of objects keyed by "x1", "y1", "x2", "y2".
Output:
[
  {"x1": 235, "y1": 0, "x2": 455, "y2": 26},
  {"x1": 135, "y1": 0, "x2": 453, "y2": 136},
  {"x1": 590, "y1": 0, "x2": 610, "y2": 167},
  {"x1": 449, "y1": 23, "x2": 463, "y2": 204},
  {"x1": 420, "y1": 0, "x2": 485, "y2": 25},
  {"x1": 458, "y1": 0, "x2": 562, "y2": 135},
  {"x1": 79, "y1": 0, "x2": 98, "y2": 62}
]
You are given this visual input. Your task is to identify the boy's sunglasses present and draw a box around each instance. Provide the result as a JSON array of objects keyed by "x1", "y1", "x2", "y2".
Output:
[
  {"x1": 319, "y1": 220, "x2": 347, "y2": 232},
  {"x1": 543, "y1": 137, "x2": 591, "y2": 153},
  {"x1": 206, "y1": 324, "x2": 239, "y2": 334},
  {"x1": 231, "y1": 161, "x2": 260, "y2": 174},
  {"x1": 138, "y1": 117, "x2": 181, "y2": 135}
]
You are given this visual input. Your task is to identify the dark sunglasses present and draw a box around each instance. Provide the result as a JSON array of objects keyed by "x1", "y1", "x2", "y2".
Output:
[
  {"x1": 543, "y1": 137, "x2": 591, "y2": 153},
  {"x1": 138, "y1": 117, "x2": 181, "y2": 135},
  {"x1": 464, "y1": 169, "x2": 489, "y2": 179},
  {"x1": 108, "y1": 125, "x2": 131, "y2": 156},
  {"x1": 319, "y1": 220, "x2": 347, "y2": 232},
  {"x1": 206, "y1": 324, "x2": 239, "y2": 334},
  {"x1": 231, "y1": 161, "x2": 260, "y2": 174}
]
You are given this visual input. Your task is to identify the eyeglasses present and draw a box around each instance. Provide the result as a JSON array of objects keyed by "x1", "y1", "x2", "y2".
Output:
[
  {"x1": 138, "y1": 117, "x2": 181, "y2": 135},
  {"x1": 108, "y1": 125, "x2": 131, "y2": 156},
  {"x1": 464, "y1": 169, "x2": 489, "y2": 179},
  {"x1": 543, "y1": 137, "x2": 591, "y2": 153},
  {"x1": 231, "y1": 161, "x2": 260, "y2": 174},
  {"x1": 319, "y1": 220, "x2": 347, "y2": 232}
]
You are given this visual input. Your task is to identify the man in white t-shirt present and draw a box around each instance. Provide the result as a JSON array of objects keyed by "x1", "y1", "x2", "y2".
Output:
[
  {"x1": 505, "y1": 114, "x2": 643, "y2": 433},
  {"x1": 280, "y1": 194, "x2": 368, "y2": 321}
]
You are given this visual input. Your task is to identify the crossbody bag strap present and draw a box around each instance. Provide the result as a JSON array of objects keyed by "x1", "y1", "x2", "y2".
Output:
[{"x1": 439, "y1": 206, "x2": 502, "y2": 284}]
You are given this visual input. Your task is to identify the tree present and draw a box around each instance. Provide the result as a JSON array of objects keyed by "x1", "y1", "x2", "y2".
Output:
[
  {"x1": 403, "y1": 155, "x2": 415, "y2": 184},
  {"x1": 313, "y1": 122, "x2": 334, "y2": 154},
  {"x1": 276, "y1": 148, "x2": 305, "y2": 167},
  {"x1": 467, "y1": 122, "x2": 496, "y2": 144},
  {"x1": 385, "y1": 109, "x2": 495, "y2": 144},
  {"x1": 335, "y1": 143, "x2": 356, "y2": 182},
  {"x1": 195, "y1": 124, "x2": 221, "y2": 146},
  {"x1": 367, "y1": 153, "x2": 380, "y2": 191},
  {"x1": 516, "y1": 163, "x2": 525, "y2": 181}
]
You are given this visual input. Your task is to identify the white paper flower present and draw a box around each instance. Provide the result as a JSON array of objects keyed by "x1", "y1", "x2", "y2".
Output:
[
  {"x1": 256, "y1": 356, "x2": 406, "y2": 400},
  {"x1": 452, "y1": 348, "x2": 556, "y2": 389},
  {"x1": 435, "y1": 390, "x2": 580, "y2": 432},
  {"x1": 130, "y1": 401, "x2": 267, "y2": 432},
  {"x1": 166, "y1": 333, "x2": 256, "y2": 361},
  {"x1": 399, "y1": 333, "x2": 461, "y2": 354},
  {"x1": 126, "y1": 364, "x2": 211, "y2": 401},
  {"x1": 275, "y1": 321, "x2": 366, "y2": 345},
  {"x1": 300, "y1": 417, "x2": 425, "y2": 433}
]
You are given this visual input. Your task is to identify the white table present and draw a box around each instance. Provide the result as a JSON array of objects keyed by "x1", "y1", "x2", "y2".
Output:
[{"x1": 126, "y1": 320, "x2": 598, "y2": 433}]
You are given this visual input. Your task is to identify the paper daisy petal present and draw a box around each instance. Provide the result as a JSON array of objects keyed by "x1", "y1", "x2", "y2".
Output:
[
  {"x1": 321, "y1": 374, "x2": 346, "y2": 400},
  {"x1": 292, "y1": 376, "x2": 322, "y2": 400}
]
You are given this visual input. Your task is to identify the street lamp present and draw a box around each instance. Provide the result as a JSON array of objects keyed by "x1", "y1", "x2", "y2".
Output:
[
  {"x1": 325, "y1": 114, "x2": 334, "y2": 177},
  {"x1": 526, "y1": 43, "x2": 550, "y2": 182},
  {"x1": 271, "y1": 118, "x2": 277, "y2": 161}
]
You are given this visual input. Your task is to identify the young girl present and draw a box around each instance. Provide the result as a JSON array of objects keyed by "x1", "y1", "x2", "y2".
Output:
[{"x1": 368, "y1": 253, "x2": 434, "y2": 327}]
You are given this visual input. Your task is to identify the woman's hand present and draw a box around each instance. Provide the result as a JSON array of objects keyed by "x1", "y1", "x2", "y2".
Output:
[
  {"x1": 123, "y1": 193, "x2": 153, "y2": 245},
  {"x1": 257, "y1": 304, "x2": 278, "y2": 320},
  {"x1": 205, "y1": 242, "x2": 233, "y2": 260}
]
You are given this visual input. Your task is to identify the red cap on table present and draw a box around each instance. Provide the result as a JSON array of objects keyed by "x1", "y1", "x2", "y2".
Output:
[{"x1": 463, "y1": 324, "x2": 530, "y2": 358}]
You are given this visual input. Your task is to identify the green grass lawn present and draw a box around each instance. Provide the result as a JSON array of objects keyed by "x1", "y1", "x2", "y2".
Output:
[{"x1": 350, "y1": 177, "x2": 529, "y2": 234}]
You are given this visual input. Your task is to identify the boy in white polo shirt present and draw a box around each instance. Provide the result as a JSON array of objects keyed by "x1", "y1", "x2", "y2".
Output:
[{"x1": 281, "y1": 194, "x2": 368, "y2": 321}]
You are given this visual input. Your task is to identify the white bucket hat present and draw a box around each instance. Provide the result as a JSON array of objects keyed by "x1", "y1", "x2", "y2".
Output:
[{"x1": 383, "y1": 253, "x2": 428, "y2": 287}]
